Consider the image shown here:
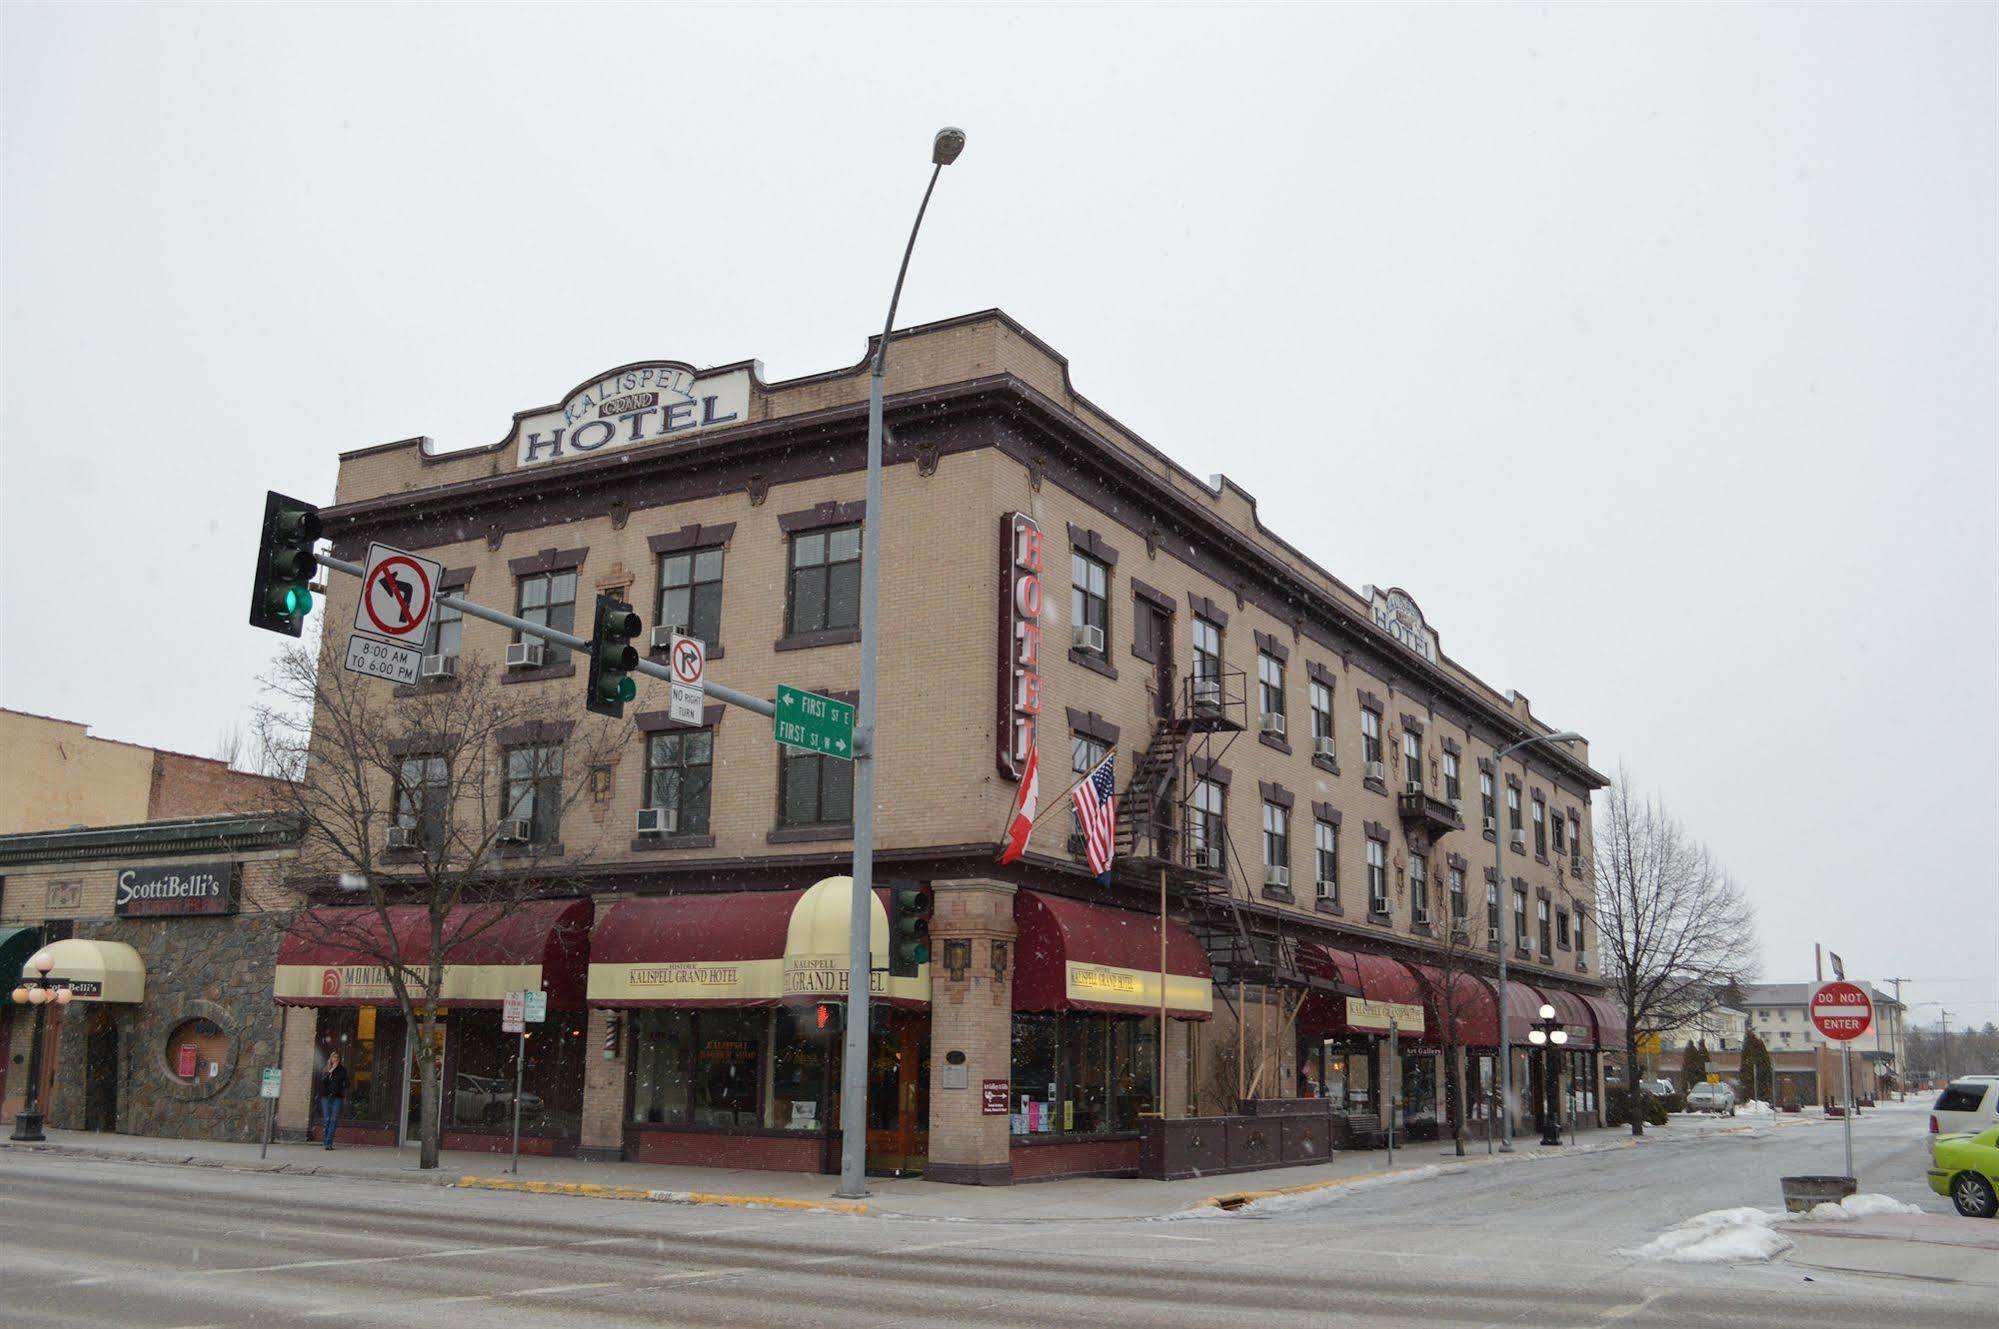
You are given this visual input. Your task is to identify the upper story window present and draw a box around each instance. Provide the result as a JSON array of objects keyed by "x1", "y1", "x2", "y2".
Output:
[
  {"x1": 1258, "y1": 653, "x2": 1285, "y2": 723},
  {"x1": 1191, "y1": 616, "x2": 1223, "y2": 682},
  {"x1": 780, "y1": 744, "x2": 854, "y2": 827},
  {"x1": 1537, "y1": 897, "x2": 1552, "y2": 954},
  {"x1": 1191, "y1": 778, "x2": 1226, "y2": 865},
  {"x1": 1366, "y1": 839, "x2": 1388, "y2": 914},
  {"x1": 1551, "y1": 809, "x2": 1566, "y2": 855},
  {"x1": 1409, "y1": 854, "x2": 1429, "y2": 924},
  {"x1": 1480, "y1": 770, "x2": 1496, "y2": 825},
  {"x1": 1314, "y1": 821, "x2": 1338, "y2": 903},
  {"x1": 1070, "y1": 551, "x2": 1109, "y2": 657},
  {"x1": 1487, "y1": 879, "x2": 1501, "y2": 939},
  {"x1": 1568, "y1": 812, "x2": 1582, "y2": 863},
  {"x1": 1360, "y1": 708, "x2": 1382, "y2": 768},
  {"x1": 1532, "y1": 794, "x2": 1547, "y2": 857},
  {"x1": 1556, "y1": 909, "x2": 1571, "y2": 948},
  {"x1": 787, "y1": 524, "x2": 862, "y2": 636},
  {"x1": 1507, "y1": 785, "x2": 1522, "y2": 833},
  {"x1": 646, "y1": 729, "x2": 713, "y2": 836},
  {"x1": 1262, "y1": 802, "x2": 1290, "y2": 870},
  {"x1": 1309, "y1": 681, "x2": 1333, "y2": 749},
  {"x1": 395, "y1": 755, "x2": 449, "y2": 852},
  {"x1": 1513, "y1": 887, "x2": 1528, "y2": 947},
  {"x1": 1449, "y1": 867, "x2": 1467, "y2": 925},
  {"x1": 426, "y1": 598, "x2": 462, "y2": 663},
  {"x1": 659, "y1": 547, "x2": 725, "y2": 646},
  {"x1": 1403, "y1": 731, "x2": 1423, "y2": 793},
  {"x1": 1071, "y1": 731, "x2": 1108, "y2": 841},
  {"x1": 1444, "y1": 751, "x2": 1460, "y2": 804},
  {"x1": 1574, "y1": 912, "x2": 1587, "y2": 954},
  {"x1": 515, "y1": 571, "x2": 577, "y2": 644},
  {"x1": 503, "y1": 743, "x2": 564, "y2": 844}
]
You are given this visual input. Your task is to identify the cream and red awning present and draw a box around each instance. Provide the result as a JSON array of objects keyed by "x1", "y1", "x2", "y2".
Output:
[
  {"x1": 586, "y1": 877, "x2": 930, "y2": 1009},
  {"x1": 274, "y1": 899, "x2": 591, "y2": 1009},
  {"x1": 1297, "y1": 946, "x2": 1428, "y2": 1040},
  {"x1": 22, "y1": 937, "x2": 145, "y2": 1003},
  {"x1": 1011, "y1": 891, "x2": 1213, "y2": 1021}
]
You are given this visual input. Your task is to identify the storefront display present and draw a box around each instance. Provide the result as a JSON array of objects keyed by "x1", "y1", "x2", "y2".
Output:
[{"x1": 1009, "y1": 1011, "x2": 1157, "y2": 1137}]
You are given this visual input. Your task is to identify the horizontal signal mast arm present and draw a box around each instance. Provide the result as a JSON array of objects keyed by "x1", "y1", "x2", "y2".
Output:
[{"x1": 317, "y1": 551, "x2": 776, "y2": 718}]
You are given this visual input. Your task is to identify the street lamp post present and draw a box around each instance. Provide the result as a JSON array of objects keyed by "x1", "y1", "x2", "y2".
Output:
[
  {"x1": 838, "y1": 126, "x2": 966, "y2": 1201},
  {"x1": 9, "y1": 949, "x2": 73, "y2": 1142},
  {"x1": 1490, "y1": 730, "x2": 1581, "y2": 1152},
  {"x1": 1526, "y1": 1001, "x2": 1570, "y2": 1147}
]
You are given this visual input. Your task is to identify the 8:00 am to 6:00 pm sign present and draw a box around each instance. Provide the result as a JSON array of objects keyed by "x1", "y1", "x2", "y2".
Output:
[{"x1": 773, "y1": 685, "x2": 855, "y2": 759}]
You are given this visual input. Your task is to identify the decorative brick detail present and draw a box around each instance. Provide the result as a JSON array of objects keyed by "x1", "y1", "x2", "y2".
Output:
[{"x1": 925, "y1": 879, "x2": 1018, "y2": 1184}]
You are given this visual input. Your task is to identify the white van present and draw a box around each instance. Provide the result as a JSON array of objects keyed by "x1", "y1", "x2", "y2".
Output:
[{"x1": 1930, "y1": 1078, "x2": 1999, "y2": 1157}]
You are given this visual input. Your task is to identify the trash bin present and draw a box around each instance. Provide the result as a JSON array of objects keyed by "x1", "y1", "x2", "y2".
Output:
[{"x1": 1779, "y1": 1175, "x2": 1856, "y2": 1213}]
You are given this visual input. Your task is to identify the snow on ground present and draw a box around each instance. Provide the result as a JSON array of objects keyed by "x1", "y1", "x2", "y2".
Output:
[
  {"x1": 1630, "y1": 1207, "x2": 1794, "y2": 1264},
  {"x1": 1797, "y1": 1192, "x2": 1927, "y2": 1221},
  {"x1": 1737, "y1": 1099, "x2": 1774, "y2": 1116}
]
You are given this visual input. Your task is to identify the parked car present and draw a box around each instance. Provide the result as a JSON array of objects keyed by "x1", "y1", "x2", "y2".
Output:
[
  {"x1": 1930, "y1": 1078, "x2": 1999, "y2": 1158},
  {"x1": 1927, "y1": 1124, "x2": 1999, "y2": 1218},
  {"x1": 1639, "y1": 1078, "x2": 1677, "y2": 1100},
  {"x1": 455, "y1": 1072, "x2": 543, "y2": 1125},
  {"x1": 1685, "y1": 1082, "x2": 1737, "y2": 1116}
]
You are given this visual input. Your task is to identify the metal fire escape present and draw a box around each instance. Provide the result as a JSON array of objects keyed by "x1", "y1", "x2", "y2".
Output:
[{"x1": 1112, "y1": 667, "x2": 1315, "y2": 993}]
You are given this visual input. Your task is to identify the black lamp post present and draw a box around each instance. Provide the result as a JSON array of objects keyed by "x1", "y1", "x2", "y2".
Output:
[
  {"x1": 1526, "y1": 1002, "x2": 1569, "y2": 1147},
  {"x1": 9, "y1": 948, "x2": 72, "y2": 1142}
]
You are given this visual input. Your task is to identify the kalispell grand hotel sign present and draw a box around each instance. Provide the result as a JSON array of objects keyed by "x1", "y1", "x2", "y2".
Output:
[{"x1": 511, "y1": 361, "x2": 752, "y2": 467}]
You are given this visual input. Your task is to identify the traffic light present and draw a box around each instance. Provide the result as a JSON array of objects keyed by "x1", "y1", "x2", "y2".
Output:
[
  {"x1": 585, "y1": 594, "x2": 644, "y2": 718},
  {"x1": 812, "y1": 1001, "x2": 843, "y2": 1034},
  {"x1": 248, "y1": 490, "x2": 323, "y2": 636},
  {"x1": 887, "y1": 881, "x2": 933, "y2": 978}
]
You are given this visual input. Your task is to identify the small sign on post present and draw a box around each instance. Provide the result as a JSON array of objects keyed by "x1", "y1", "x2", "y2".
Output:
[
  {"x1": 668, "y1": 634, "x2": 706, "y2": 726},
  {"x1": 259, "y1": 1067, "x2": 281, "y2": 1158},
  {"x1": 773, "y1": 685, "x2": 856, "y2": 760},
  {"x1": 1812, "y1": 980, "x2": 1873, "y2": 1180},
  {"x1": 523, "y1": 990, "x2": 547, "y2": 1024},
  {"x1": 502, "y1": 990, "x2": 526, "y2": 1034}
]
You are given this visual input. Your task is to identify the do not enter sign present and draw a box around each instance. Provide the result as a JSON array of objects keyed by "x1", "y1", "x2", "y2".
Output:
[{"x1": 1810, "y1": 981, "x2": 1873, "y2": 1041}]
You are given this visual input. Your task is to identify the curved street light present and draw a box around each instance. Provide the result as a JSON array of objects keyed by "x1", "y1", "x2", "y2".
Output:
[
  {"x1": 10, "y1": 948, "x2": 72, "y2": 1142},
  {"x1": 1526, "y1": 1001, "x2": 1571, "y2": 1146}
]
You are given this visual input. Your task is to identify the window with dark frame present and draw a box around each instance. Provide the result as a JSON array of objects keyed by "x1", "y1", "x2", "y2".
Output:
[
  {"x1": 1514, "y1": 887, "x2": 1528, "y2": 947},
  {"x1": 395, "y1": 755, "x2": 449, "y2": 851},
  {"x1": 1070, "y1": 551, "x2": 1109, "y2": 657},
  {"x1": 786, "y1": 524, "x2": 862, "y2": 636},
  {"x1": 1192, "y1": 777, "x2": 1226, "y2": 864},
  {"x1": 1262, "y1": 801, "x2": 1289, "y2": 874},
  {"x1": 1449, "y1": 867, "x2": 1467, "y2": 927},
  {"x1": 1257, "y1": 652, "x2": 1285, "y2": 726},
  {"x1": 1361, "y1": 708, "x2": 1382, "y2": 768},
  {"x1": 1481, "y1": 769, "x2": 1496, "y2": 825},
  {"x1": 1444, "y1": 751, "x2": 1460, "y2": 804},
  {"x1": 1508, "y1": 785, "x2": 1522, "y2": 833},
  {"x1": 658, "y1": 546, "x2": 725, "y2": 646},
  {"x1": 1315, "y1": 821, "x2": 1338, "y2": 903},
  {"x1": 1409, "y1": 853, "x2": 1429, "y2": 924},
  {"x1": 645, "y1": 729, "x2": 714, "y2": 835},
  {"x1": 502, "y1": 743, "x2": 563, "y2": 843},
  {"x1": 1366, "y1": 839, "x2": 1388, "y2": 914},
  {"x1": 1557, "y1": 909, "x2": 1571, "y2": 948},
  {"x1": 515, "y1": 570, "x2": 577, "y2": 645},
  {"x1": 1532, "y1": 794, "x2": 1547, "y2": 856},
  {"x1": 1310, "y1": 681, "x2": 1333, "y2": 749},
  {"x1": 779, "y1": 744, "x2": 854, "y2": 827},
  {"x1": 1191, "y1": 616, "x2": 1222, "y2": 683},
  {"x1": 1487, "y1": 881, "x2": 1501, "y2": 941},
  {"x1": 1574, "y1": 913, "x2": 1587, "y2": 954},
  {"x1": 1403, "y1": 730, "x2": 1423, "y2": 792},
  {"x1": 1538, "y1": 897, "x2": 1552, "y2": 954},
  {"x1": 1071, "y1": 732, "x2": 1108, "y2": 844},
  {"x1": 1009, "y1": 1011, "x2": 1158, "y2": 1137},
  {"x1": 1552, "y1": 809, "x2": 1567, "y2": 855},
  {"x1": 426, "y1": 597, "x2": 462, "y2": 662}
]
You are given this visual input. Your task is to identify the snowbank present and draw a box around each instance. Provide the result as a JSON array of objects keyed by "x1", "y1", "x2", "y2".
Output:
[
  {"x1": 1799, "y1": 1192, "x2": 1926, "y2": 1222},
  {"x1": 1631, "y1": 1207, "x2": 1794, "y2": 1264},
  {"x1": 1737, "y1": 1100, "x2": 1775, "y2": 1116}
]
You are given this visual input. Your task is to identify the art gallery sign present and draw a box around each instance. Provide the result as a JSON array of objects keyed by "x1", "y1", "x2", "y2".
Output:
[{"x1": 512, "y1": 360, "x2": 753, "y2": 468}]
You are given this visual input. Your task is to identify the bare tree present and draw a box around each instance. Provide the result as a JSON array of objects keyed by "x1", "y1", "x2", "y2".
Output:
[
  {"x1": 1593, "y1": 768, "x2": 1758, "y2": 1136},
  {"x1": 251, "y1": 644, "x2": 629, "y2": 1168},
  {"x1": 1406, "y1": 861, "x2": 1482, "y2": 1157}
]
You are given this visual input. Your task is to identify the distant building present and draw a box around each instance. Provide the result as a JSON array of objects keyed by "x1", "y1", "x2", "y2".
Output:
[
  {"x1": 1674, "y1": 982, "x2": 1907, "y2": 1105},
  {"x1": 0, "y1": 709, "x2": 287, "y2": 834}
]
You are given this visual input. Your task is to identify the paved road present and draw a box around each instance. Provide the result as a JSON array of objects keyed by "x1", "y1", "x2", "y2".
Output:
[{"x1": 1, "y1": 1109, "x2": 1989, "y2": 1328}]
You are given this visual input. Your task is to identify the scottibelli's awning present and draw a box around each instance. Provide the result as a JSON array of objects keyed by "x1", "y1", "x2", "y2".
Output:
[
  {"x1": 21, "y1": 937, "x2": 145, "y2": 1003},
  {"x1": 274, "y1": 899, "x2": 591, "y2": 1009},
  {"x1": 1011, "y1": 891, "x2": 1212, "y2": 1021},
  {"x1": 586, "y1": 878, "x2": 930, "y2": 1009}
]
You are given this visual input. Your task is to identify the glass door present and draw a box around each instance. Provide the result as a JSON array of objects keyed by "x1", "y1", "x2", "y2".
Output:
[{"x1": 828, "y1": 1009, "x2": 929, "y2": 1176}]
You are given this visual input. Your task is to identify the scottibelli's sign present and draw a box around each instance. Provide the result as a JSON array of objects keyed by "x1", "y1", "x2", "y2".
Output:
[
  {"x1": 512, "y1": 361, "x2": 751, "y2": 468},
  {"x1": 115, "y1": 862, "x2": 238, "y2": 917}
]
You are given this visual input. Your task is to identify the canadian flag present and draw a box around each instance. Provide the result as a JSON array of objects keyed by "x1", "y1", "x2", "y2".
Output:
[{"x1": 996, "y1": 744, "x2": 1039, "y2": 864}]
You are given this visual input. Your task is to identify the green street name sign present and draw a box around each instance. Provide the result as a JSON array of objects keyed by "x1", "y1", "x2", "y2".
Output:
[{"x1": 774, "y1": 685, "x2": 855, "y2": 760}]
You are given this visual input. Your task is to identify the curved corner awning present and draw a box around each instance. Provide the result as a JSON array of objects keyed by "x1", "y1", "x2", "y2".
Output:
[
  {"x1": 1502, "y1": 979, "x2": 1552, "y2": 1042},
  {"x1": 1404, "y1": 963, "x2": 1498, "y2": 1047},
  {"x1": 587, "y1": 879, "x2": 929, "y2": 1009},
  {"x1": 1298, "y1": 946, "x2": 1427, "y2": 1039},
  {"x1": 24, "y1": 937, "x2": 145, "y2": 1003},
  {"x1": 1013, "y1": 891, "x2": 1212, "y2": 1020},
  {"x1": 1579, "y1": 992, "x2": 1628, "y2": 1049},
  {"x1": 1540, "y1": 986, "x2": 1597, "y2": 1048},
  {"x1": 275, "y1": 898, "x2": 591, "y2": 1009}
]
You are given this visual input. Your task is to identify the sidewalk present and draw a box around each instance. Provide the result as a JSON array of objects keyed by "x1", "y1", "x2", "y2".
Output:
[
  {"x1": 1781, "y1": 1213, "x2": 1999, "y2": 1287},
  {"x1": 0, "y1": 1124, "x2": 1667, "y2": 1221}
]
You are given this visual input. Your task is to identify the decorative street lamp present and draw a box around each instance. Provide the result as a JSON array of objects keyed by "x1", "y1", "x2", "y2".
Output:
[
  {"x1": 9, "y1": 949, "x2": 73, "y2": 1142},
  {"x1": 1526, "y1": 1001, "x2": 1570, "y2": 1147}
]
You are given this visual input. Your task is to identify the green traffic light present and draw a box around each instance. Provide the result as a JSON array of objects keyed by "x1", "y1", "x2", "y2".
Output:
[
  {"x1": 279, "y1": 585, "x2": 312, "y2": 617},
  {"x1": 912, "y1": 943, "x2": 930, "y2": 965},
  {"x1": 617, "y1": 677, "x2": 636, "y2": 702}
]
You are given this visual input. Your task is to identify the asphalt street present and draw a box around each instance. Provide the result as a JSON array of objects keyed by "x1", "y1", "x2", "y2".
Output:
[{"x1": 1, "y1": 1108, "x2": 1989, "y2": 1328}]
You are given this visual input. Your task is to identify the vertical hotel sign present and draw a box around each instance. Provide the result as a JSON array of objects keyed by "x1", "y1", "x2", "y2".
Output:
[{"x1": 998, "y1": 513, "x2": 1042, "y2": 779}]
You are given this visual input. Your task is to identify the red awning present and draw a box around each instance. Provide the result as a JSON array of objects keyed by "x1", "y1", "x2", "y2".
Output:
[
  {"x1": 1404, "y1": 963, "x2": 1499, "y2": 1047},
  {"x1": 1296, "y1": 946, "x2": 1429, "y2": 1040},
  {"x1": 1013, "y1": 891, "x2": 1213, "y2": 1020},
  {"x1": 1580, "y1": 992, "x2": 1629, "y2": 1049},
  {"x1": 1501, "y1": 979, "x2": 1551, "y2": 1042},
  {"x1": 588, "y1": 890, "x2": 800, "y2": 1007},
  {"x1": 275, "y1": 898, "x2": 592, "y2": 1008},
  {"x1": 1540, "y1": 987, "x2": 1597, "y2": 1048}
]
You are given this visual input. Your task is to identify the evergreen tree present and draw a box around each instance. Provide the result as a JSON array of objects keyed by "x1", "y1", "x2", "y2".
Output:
[
  {"x1": 1680, "y1": 1039, "x2": 1710, "y2": 1097},
  {"x1": 1738, "y1": 1029, "x2": 1773, "y2": 1102}
]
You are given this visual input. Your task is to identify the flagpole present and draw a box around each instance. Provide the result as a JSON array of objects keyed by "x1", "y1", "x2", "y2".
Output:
[{"x1": 1013, "y1": 745, "x2": 1118, "y2": 838}]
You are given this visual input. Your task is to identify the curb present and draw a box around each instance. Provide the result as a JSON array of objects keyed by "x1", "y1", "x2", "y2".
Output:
[
  {"x1": 1194, "y1": 1134, "x2": 1644, "y2": 1213},
  {"x1": 454, "y1": 1174, "x2": 869, "y2": 1215}
]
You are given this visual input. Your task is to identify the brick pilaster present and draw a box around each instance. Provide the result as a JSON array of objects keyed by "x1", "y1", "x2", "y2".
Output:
[
  {"x1": 923, "y1": 878, "x2": 1016, "y2": 1185},
  {"x1": 578, "y1": 1006, "x2": 627, "y2": 1160}
]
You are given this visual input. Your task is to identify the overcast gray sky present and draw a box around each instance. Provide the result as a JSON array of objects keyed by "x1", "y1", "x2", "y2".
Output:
[{"x1": 3, "y1": 5, "x2": 1992, "y2": 1019}]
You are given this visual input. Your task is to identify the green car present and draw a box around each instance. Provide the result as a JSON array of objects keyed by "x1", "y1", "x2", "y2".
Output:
[{"x1": 1928, "y1": 1125, "x2": 1999, "y2": 1218}]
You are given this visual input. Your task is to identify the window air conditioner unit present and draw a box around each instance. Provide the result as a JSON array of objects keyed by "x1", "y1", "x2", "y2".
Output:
[
  {"x1": 1261, "y1": 712, "x2": 1286, "y2": 737},
  {"x1": 1481, "y1": 815, "x2": 1496, "y2": 833},
  {"x1": 1449, "y1": 797, "x2": 1464, "y2": 812},
  {"x1": 384, "y1": 825, "x2": 416, "y2": 850},
  {"x1": 1316, "y1": 880, "x2": 1336, "y2": 902},
  {"x1": 1570, "y1": 855, "x2": 1583, "y2": 876},
  {"x1": 1451, "y1": 927, "x2": 1471, "y2": 946},
  {"x1": 1314, "y1": 736, "x2": 1337, "y2": 759},
  {"x1": 506, "y1": 641, "x2": 544, "y2": 669},
  {"x1": 1413, "y1": 907, "x2": 1430, "y2": 925},
  {"x1": 1196, "y1": 845, "x2": 1224, "y2": 871},
  {"x1": 1510, "y1": 829, "x2": 1526, "y2": 850},
  {"x1": 1072, "y1": 624, "x2": 1105, "y2": 655},
  {"x1": 635, "y1": 807, "x2": 678, "y2": 836},
  {"x1": 1487, "y1": 925, "x2": 1501, "y2": 945},
  {"x1": 1192, "y1": 678, "x2": 1222, "y2": 711},
  {"x1": 1365, "y1": 760, "x2": 1386, "y2": 782},
  {"x1": 650, "y1": 625, "x2": 682, "y2": 650},
  {"x1": 497, "y1": 818, "x2": 532, "y2": 843},
  {"x1": 1406, "y1": 779, "x2": 1424, "y2": 794},
  {"x1": 1264, "y1": 865, "x2": 1289, "y2": 889},
  {"x1": 420, "y1": 653, "x2": 456, "y2": 679}
]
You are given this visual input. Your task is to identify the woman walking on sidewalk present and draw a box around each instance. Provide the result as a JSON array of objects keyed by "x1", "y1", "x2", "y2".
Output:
[{"x1": 318, "y1": 1052, "x2": 349, "y2": 1149}]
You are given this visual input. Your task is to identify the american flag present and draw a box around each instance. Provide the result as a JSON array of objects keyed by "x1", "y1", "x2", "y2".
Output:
[{"x1": 1073, "y1": 751, "x2": 1118, "y2": 882}]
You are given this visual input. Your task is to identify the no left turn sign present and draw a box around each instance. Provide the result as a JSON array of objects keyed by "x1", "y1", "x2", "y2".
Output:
[{"x1": 353, "y1": 542, "x2": 444, "y2": 644}]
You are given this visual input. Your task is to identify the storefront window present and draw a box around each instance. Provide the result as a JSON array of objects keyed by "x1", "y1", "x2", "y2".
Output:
[
  {"x1": 630, "y1": 1010, "x2": 693, "y2": 1124},
  {"x1": 316, "y1": 1006, "x2": 394, "y2": 1122},
  {"x1": 694, "y1": 1010, "x2": 762, "y2": 1126},
  {"x1": 768, "y1": 1006, "x2": 831, "y2": 1132},
  {"x1": 1302, "y1": 1038, "x2": 1374, "y2": 1111},
  {"x1": 1400, "y1": 1052, "x2": 1438, "y2": 1129},
  {"x1": 1009, "y1": 1011, "x2": 1155, "y2": 1137},
  {"x1": 449, "y1": 1008, "x2": 586, "y2": 1136},
  {"x1": 164, "y1": 1018, "x2": 228, "y2": 1084}
]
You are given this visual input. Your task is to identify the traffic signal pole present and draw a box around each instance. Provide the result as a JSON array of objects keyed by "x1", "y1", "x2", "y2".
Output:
[{"x1": 312, "y1": 551, "x2": 776, "y2": 718}]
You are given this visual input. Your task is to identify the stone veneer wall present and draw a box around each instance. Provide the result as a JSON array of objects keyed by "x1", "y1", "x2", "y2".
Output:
[{"x1": 47, "y1": 914, "x2": 286, "y2": 1142}]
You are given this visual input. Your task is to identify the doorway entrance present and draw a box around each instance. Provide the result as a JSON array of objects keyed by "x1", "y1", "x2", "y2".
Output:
[
  {"x1": 826, "y1": 1008, "x2": 929, "y2": 1176},
  {"x1": 84, "y1": 1008, "x2": 118, "y2": 1132}
]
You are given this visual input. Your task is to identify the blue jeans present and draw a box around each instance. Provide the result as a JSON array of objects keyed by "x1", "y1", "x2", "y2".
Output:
[{"x1": 320, "y1": 1096, "x2": 342, "y2": 1147}]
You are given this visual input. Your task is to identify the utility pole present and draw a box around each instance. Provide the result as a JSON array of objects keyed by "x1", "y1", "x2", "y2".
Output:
[{"x1": 1884, "y1": 977, "x2": 1910, "y2": 1100}]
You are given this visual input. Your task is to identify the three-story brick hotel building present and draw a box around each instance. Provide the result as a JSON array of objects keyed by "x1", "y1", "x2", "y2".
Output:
[{"x1": 274, "y1": 311, "x2": 1615, "y2": 1183}]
